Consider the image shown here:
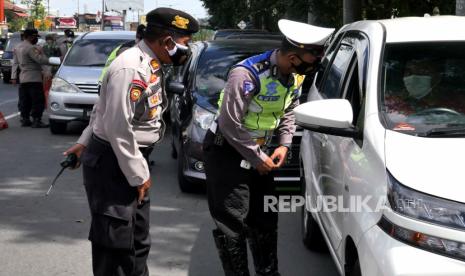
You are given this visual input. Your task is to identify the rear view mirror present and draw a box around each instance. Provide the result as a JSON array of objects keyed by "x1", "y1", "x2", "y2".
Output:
[
  {"x1": 294, "y1": 99, "x2": 361, "y2": 139},
  {"x1": 167, "y1": 81, "x2": 185, "y2": 95},
  {"x1": 48, "y1": 57, "x2": 61, "y2": 66}
]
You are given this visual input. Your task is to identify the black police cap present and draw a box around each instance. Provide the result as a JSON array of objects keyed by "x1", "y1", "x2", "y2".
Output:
[
  {"x1": 23, "y1": 28, "x2": 40, "y2": 38},
  {"x1": 64, "y1": 29, "x2": 75, "y2": 37},
  {"x1": 146, "y1": 7, "x2": 199, "y2": 35}
]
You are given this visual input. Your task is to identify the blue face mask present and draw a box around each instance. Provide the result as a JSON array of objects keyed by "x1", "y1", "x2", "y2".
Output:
[{"x1": 403, "y1": 75, "x2": 432, "y2": 99}]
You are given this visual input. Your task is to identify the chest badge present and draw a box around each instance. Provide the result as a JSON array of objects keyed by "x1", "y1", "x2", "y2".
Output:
[
  {"x1": 150, "y1": 59, "x2": 160, "y2": 71},
  {"x1": 150, "y1": 74, "x2": 159, "y2": 83}
]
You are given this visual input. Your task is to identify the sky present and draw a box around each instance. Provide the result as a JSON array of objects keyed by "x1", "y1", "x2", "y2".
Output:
[{"x1": 41, "y1": 0, "x2": 209, "y2": 19}]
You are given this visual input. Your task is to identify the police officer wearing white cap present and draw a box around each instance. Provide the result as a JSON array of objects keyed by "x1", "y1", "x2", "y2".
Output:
[
  {"x1": 63, "y1": 7, "x2": 199, "y2": 276},
  {"x1": 203, "y1": 19, "x2": 334, "y2": 276}
]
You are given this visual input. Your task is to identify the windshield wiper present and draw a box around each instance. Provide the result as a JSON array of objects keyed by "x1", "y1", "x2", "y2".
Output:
[
  {"x1": 419, "y1": 126, "x2": 465, "y2": 137},
  {"x1": 83, "y1": 63, "x2": 106, "y2": 67}
]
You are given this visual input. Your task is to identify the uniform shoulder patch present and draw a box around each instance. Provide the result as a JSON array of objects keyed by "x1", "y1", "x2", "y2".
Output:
[
  {"x1": 129, "y1": 79, "x2": 147, "y2": 102},
  {"x1": 242, "y1": 80, "x2": 255, "y2": 96}
]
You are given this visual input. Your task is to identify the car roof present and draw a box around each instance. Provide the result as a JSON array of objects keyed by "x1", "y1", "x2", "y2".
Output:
[
  {"x1": 79, "y1": 31, "x2": 135, "y2": 40},
  {"x1": 343, "y1": 16, "x2": 465, "y2": 43},
  {"x1": 202, "y1": 39, "x2": 281, "y2": 52}
]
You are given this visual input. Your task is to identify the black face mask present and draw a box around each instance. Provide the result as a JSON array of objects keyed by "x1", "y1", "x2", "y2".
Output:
[
  {"x1": 292, "y1": 55, "x2": 318, "y2": 75},
  {"x1": 167, "y1": 40, "x2": 191, "y2": 66}
]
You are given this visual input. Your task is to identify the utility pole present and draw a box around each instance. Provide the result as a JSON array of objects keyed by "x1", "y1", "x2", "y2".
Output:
[
  {"x1": 101, "y1": 0, "x2": 105, "y2": 30},
  {"x1": 343, "y1": 0, "x2": 362, "y2": 24}
]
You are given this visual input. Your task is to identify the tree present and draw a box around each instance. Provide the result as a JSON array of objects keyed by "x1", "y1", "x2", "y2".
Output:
[{"x1": 5, "y1": 10, "x2": 27, "y2": 32}]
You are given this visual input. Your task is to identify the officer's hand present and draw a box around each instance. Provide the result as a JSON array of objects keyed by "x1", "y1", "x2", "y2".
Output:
[
  {"x1": 63, "y1": 143, "x2": 86, "y2": 169},
  {"x1": 137, "y1": 178, "x2": 152, "y2": 205},
  {"x1": 270, "y1": 146, "x2": 289, "y2": 168},
  {"x1": 11, "y1": 79, "x2": 17, "y2": 85},
  {"x1": 256, "y1": 157, "x2": 277, "y2": 175}
]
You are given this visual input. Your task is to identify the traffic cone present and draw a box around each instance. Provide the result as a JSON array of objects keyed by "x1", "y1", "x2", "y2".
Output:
[{"x1": 0, "y1": 112, "x2": 8, "y2": 130}]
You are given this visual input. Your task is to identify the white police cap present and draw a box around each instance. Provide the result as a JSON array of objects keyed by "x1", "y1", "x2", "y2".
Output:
[{"x1": 278, "y1": 19, "x2": 334, "y2": 48}]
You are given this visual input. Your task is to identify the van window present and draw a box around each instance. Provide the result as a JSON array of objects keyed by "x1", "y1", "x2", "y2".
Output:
[
  {"x1": 320, "y1": 43, "x2": 354, "y2": 99},
  {"x1": 64, "y1": 39, "x2": 130, "y2": 66}
]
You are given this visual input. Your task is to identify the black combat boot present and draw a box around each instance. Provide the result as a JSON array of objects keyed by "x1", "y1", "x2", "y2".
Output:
[
  {"x1": 31, "y1": 118, "x2": 49, "y2": 128},
  {"x1": 212, "y1": 229, "x2": 250, "y2": 276},
  {"x1": 247, "y1": 229, "x2": 281, "y2": 276},
  {"x1": 20, "y1": 117, "x2": 32, "y2": 127}
]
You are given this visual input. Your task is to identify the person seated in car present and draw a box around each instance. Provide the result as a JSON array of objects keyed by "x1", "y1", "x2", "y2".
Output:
[{"x1": 384, "y1": 59, "x2": 465, "y2": 118}]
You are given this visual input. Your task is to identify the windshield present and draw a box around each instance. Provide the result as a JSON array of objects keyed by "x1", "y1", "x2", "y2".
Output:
[
  {"x1": 5, "y1": 37, "x2": 21, "y2": 51},
  {"x1": 381, "y1": 42, "x2": 465, "y2": 135},
  {"x1": 195, "y1": 50, "x2": 251, "y2": 97},
  {"x1": 64, "y1": 39, "x2": 129, "y2": 66}
]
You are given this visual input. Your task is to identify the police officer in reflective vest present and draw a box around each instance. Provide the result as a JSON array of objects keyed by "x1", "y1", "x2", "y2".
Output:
[
  {"x1": 204, "y1": 20, "x2": 334, "y2": 276},
  {"x1": 63, "y1": 8, "x2": 198, "y2": 276}
]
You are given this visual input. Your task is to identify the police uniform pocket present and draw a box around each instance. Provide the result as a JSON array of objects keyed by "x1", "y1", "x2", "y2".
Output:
[
  {"x1": 89, "y1": 213, "x2": 134, "y2": 250},
  {"x1": 80, "y1": 150, "x2": 101, "y2": 168}
]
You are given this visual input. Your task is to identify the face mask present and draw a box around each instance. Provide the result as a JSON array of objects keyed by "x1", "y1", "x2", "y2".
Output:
[
  {"x1": 292, "y1": 55, "x2": 317, "y2": 75},
  {"x1": 166, "y1": 40, "x2": 191, "y2": 66},
  {"x1": 67, "y1": 37, "x2": 73, "y2": 42},
  {"x1": 403, "y1": 75, "x2": 432, "y2": 99}
]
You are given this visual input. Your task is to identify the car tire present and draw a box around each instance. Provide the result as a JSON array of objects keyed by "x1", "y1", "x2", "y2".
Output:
[
  {"x1": 3, "y1": 71, "x2": 11, "y2": 84},
  {"x1": 177, "y1": 150, "x2": 197, "y2": 193},
  {"x1": 301, "y1": 176, "x2": 326, "y2": 251},
  {"x1": 49, "y1": 120, "x2": 67, "y2": 134}
]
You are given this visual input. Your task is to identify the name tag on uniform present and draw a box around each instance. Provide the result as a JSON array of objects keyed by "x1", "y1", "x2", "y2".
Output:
[{"x1": 147, "y1": 92, "x2": 162, "y2": 108}]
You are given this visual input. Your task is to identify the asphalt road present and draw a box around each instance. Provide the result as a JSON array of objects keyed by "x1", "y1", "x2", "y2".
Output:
[{"x1": 0, "y1": 81, "x2": 339, "y2": 276}]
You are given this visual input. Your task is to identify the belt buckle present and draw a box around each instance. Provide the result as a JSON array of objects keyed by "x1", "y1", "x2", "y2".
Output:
[{"x1": 255, "y1": 137, "x2": 266, "y2": 146}]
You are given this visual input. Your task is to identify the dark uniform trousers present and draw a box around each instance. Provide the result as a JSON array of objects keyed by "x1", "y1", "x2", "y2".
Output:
[
  {"x1": 81, "y1": 134, "x2": 152, "y2": 276},
  {"x1": 204, "y1": 129, "x2": 279, "y2": 275},
  {"x1": 18, "y1": 82, "x2": 45, "y2": 120}
]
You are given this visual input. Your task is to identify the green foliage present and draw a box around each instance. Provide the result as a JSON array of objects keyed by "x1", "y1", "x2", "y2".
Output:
[
  {"x1": 6, "y1": 10, "x2": 28, "y2": 32},
  {"x1": 364, "y1": 0, "x2": 456, "y2": 19}
]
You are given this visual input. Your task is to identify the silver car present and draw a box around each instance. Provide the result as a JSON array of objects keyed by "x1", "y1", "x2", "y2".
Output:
[{"x1": 48, "y1": 31, "x2": 135, "y2": 134}]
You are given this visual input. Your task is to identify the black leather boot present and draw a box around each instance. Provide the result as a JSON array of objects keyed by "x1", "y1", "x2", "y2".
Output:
[
  {"x1": 20, "y1": 117, "x2": 32, "y2": 127},
  {"x1": 247, "y1": 229, "x2": 281, "y2": 276},
  {"x1": 212, "y1": 229, "x2": 250, "y2": 276},
  {"x1": 31, "y1": 118, "x2": 49, "y2": 128}
]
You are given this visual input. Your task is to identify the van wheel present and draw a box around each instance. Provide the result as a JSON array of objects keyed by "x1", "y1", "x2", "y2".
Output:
[
  {"x1": 49, "y1": 120, "x2": 67, "y2": 134},
  {"x1": 301, "y1": 176, "x2": 326, "y2": 251}
]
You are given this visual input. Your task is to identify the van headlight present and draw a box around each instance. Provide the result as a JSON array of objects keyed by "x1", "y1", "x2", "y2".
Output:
[
  {"x1": 387, "y1": 171, "x2": 465, "y2": 230},
  {"x1": 51, "y1": 77, "x2": 80, "y2": 93},
  {"x1": 381, "y1": 171, "x2": 465, "y2": 261},
  {"x1": 193, "y1": 104, "x2": 215, "y2": 130}
]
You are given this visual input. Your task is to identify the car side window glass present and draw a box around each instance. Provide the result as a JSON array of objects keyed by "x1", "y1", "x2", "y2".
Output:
[
  {"x1": 316, "y1": 32, "x2": 345, "y2": 89},
  {"x1": 320, "y1": 42, "x2": 354, "y2": 99}
]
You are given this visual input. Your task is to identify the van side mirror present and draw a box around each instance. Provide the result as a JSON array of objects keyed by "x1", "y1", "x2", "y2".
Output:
[
  {"x1": 294, "y1": 99, "x2": 362, "y2": 139},
  {"x1": 48, "y1": 57, "x2": 61, "y2": 66},
  {"x1": 167, "y1": 81, "x2": 185, "y2": 95}
]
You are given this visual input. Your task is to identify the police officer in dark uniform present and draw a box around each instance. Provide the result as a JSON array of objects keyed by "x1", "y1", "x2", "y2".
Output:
[
  {"x1": 204, "y1": 20, "x2": 334, "y2": 276},
  {"x1": 63, "y1": 8, "x2": 198, "y2": 276}
]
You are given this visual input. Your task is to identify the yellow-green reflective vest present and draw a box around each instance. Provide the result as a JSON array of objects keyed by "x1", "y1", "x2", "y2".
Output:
[
  {"x1": 218, "y1": 50, "x2": 305, "y2": 134},
  {"x1": 98, "y1": 45, "x2": 122, "y2": 83}
]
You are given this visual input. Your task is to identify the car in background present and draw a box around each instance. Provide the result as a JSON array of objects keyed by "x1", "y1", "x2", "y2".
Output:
[
  {"x1": 224, "y1": 33, "x2": 283, "y2": 40},
  {"x1": 0, "y1": 32, "x2": 47, "y2": 83},
  {"x1": 296, "y1": 16, "x2": 465, "y2": 276},
  {"x1": 1, "y1": 32, "x2": 21, "y2": 83},
  {"x1": 168, "y1": 39, "x2": 303, "y2": 193},
  {"x1": 47, "y1": 31, "x2": 134, "y2": 134},
  {"x1": 212, "y1": 28, "x2": 270, "y2": 40}
]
